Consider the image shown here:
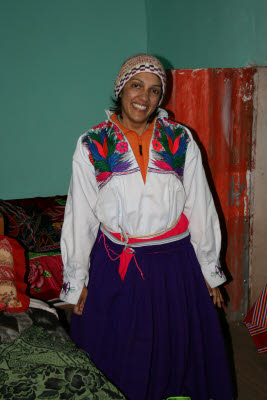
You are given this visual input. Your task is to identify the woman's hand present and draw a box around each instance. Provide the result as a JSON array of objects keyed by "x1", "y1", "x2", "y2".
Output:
[
  {"x1": 73, "y1": 285, "x2": 88, "y2": 315},
  {"x1": 205, "y1": 280, "x2": 224, "y2": 308}
]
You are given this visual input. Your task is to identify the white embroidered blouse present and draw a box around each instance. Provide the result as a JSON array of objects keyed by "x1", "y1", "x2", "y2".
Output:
[{"x1": 60, "y1": 110, "x2": 226, "y2": 304}]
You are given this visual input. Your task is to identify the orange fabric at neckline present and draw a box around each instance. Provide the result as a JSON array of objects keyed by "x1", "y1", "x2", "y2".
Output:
[{"x1": 111, "y1": 113, "x2": 156, "y2": 183}]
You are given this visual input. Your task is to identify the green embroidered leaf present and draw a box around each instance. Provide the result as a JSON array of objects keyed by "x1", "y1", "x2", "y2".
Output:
[
  {"x1": 43, "y1": 270, "x2": 52, "y2": 277},
  {"x1": 159, "y1": 135, "x2": 172, "y2": 156},
  {"x1": 94, "y1": 160, "x2": 111, "y2": 172},
  {"x1": 89, "y1": 132, "x2": 102, "y2": 144},
  {"x1": 173, "y1": 126, "x2": 184, "y2": 139},
  {"x1": 173, "y1": 154, "x2": 186, "y2": 169},
  {"x1": 35, "y1": 261, "x2": 39, "y2": 267},
  {"x1": 107, "y1": 135, "x2": 117, "y2": 158},
  {"x1": 34, "y1": 288, "x2": 41, "y2": 292}
]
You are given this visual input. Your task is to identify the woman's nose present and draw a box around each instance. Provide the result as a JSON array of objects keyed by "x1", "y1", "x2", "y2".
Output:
[{"x1": 140, "y1": 89, "x2": 149, "y2": 101}]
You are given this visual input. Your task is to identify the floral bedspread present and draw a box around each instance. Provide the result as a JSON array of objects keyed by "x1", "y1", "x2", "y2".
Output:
[{"x1": 0, "y1": 309, "x2": 126, "y2": 400}]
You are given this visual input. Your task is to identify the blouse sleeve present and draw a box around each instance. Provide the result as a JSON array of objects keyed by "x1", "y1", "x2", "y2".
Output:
[
  {"x1": 60, "y1": 135, "x2": 100, "y2": 304},
  {"x1": 183, "y1": 130, "x2": 227, "y2": 288}
]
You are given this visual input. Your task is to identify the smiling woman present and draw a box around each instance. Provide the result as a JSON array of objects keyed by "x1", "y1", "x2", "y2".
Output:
[
  {"x1": 119, "y1": 73, "x2": 162, "y2": 135},
  {"x1": 60, "y1": 54, "x2": 233, "y2": 400}
]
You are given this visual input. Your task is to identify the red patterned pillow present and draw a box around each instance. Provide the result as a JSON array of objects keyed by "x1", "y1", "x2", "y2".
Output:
[
  {"x1": 28, "y1": 251, "x2": 63, "y2": 301},
  {"x1": 0, "y1": 235, "x2": 29, "y2": 312},
  {"x1": 0, "y1": 195, "x2": 66, "y2": 252}
]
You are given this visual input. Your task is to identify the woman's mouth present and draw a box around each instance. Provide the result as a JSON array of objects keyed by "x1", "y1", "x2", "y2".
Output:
[{"x1": 132, "y1": 103, "x2": 148, "y2": 111}]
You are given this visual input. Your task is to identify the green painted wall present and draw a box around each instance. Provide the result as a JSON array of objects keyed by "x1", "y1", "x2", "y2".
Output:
[
  {"x1": 2, "y1": 1, "x2": 267, "y2": 199},
  {"x1": 146, "y1": 0, "x2": 267, "y2": 69},
  {"x1": 0, "y1": 0, "x2": 147, "y2": 199}
]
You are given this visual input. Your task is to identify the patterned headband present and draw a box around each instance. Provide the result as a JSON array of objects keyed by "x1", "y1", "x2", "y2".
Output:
[{"x1": 114, "y1": 54, "x2": 166, "y2": 104}]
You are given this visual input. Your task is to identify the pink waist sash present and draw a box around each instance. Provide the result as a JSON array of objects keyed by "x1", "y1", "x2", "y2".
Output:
[{"x1": 100, "y1": 213, "x2": 189, "y2": 281}]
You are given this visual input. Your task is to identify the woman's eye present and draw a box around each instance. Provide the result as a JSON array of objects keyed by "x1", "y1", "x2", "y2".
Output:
[
  {"x1": 152, "y1": 89, "x2": 160, "y2": 95},
  {"x1": 132, "y1": 83, "x2": 140, "y2": 88}
]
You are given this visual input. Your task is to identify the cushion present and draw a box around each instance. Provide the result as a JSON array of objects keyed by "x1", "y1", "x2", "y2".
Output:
[
  {"x1": 0, "y1": 195, "x2": 67, "y2": 252},
  {"x1": 0, "y1": 235, "x2": 29, "y2": 312},
  {"x1": 28, "y1": 251, "x2": 63, "y2": 301}
]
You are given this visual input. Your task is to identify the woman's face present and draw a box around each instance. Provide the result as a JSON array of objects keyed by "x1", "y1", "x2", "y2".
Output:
[{"x1": 119, "y1": 72, "x2": 162, "y2": 132}]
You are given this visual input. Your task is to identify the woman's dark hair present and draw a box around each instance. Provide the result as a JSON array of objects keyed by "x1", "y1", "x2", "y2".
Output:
[{"x1": 110, "y1": 96, "x2": 160, "y2": 124}]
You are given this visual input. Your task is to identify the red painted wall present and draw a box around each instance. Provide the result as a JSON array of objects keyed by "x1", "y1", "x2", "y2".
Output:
[{"x1": 165, "y1": 68, "x2": 255, "y2": 320}]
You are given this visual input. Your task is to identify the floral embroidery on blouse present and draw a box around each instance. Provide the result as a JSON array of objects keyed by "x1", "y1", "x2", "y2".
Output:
[
  {"x1": 61, "y1": 281, "x2": 75, "y2": 295},
  {"x1": 116, "y1": 141, "x2": 128, "y2": 153},
  {"x1": 215, "y1": 264, "x2": 223, "y2": 278},
  {"x1": 149, "y1": 118, "x2": 190, "y2": 182},
  {"x1": 210, "y1": 264, "x2": 223, "y2": 279},
  {"x1": 116, "y1": 132, "x2": 124, "y2": 141},
  {"x1": 152, "y1": 138, "x2": 163, "y2": 151},
  {"x1": 82, "y1": 121, "x2": 137, "y2": 189}
]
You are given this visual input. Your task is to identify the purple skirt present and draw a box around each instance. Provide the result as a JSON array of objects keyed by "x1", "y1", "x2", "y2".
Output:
[{"x1": 70, "y1": 231, "x2": 233, "y2": 400}]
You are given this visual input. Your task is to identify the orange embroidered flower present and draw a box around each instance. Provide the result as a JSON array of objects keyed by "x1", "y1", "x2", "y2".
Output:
[
  {"x1": 116, "y1": 132, "x2": 124, "y2": 140},
  {"x1": 152, "y1": 138, "x2": 163, "y2": 151},
  {"x1": 154, "y1": 130, "x2": 160, "y2": 139}
]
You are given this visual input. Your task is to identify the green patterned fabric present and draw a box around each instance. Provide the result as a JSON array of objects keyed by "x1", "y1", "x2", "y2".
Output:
[{"x1": 0, "y1": 325, "x2": 126, "y2": 400}]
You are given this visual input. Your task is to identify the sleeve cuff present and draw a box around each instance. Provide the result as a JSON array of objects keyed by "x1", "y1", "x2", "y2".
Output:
[
  {"x1": 200, "y1": 261, "x2": 227, "y2": 288},
  {"x1": 59, "y1": 275, "x2": 89, "y2": 305}
]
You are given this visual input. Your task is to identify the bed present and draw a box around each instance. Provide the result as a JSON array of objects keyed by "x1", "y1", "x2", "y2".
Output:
[{"x1": 0, "y1": 195, "x2": 126, "y2": 400}]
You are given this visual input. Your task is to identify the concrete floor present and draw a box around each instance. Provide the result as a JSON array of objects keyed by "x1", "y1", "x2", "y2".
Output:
[{"x1": 223, "y1": 319, "x2": 267, "y2": 400}]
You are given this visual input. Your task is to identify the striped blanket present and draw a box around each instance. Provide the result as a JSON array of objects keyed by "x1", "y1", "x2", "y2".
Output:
[{"x1": 244, "y1": 284, "x2": 267, "y2": 354}]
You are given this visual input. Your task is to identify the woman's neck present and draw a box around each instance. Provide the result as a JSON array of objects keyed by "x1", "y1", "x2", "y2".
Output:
[{"x1": 118, "y1": 116, "x2": 149, "y2": 136}]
